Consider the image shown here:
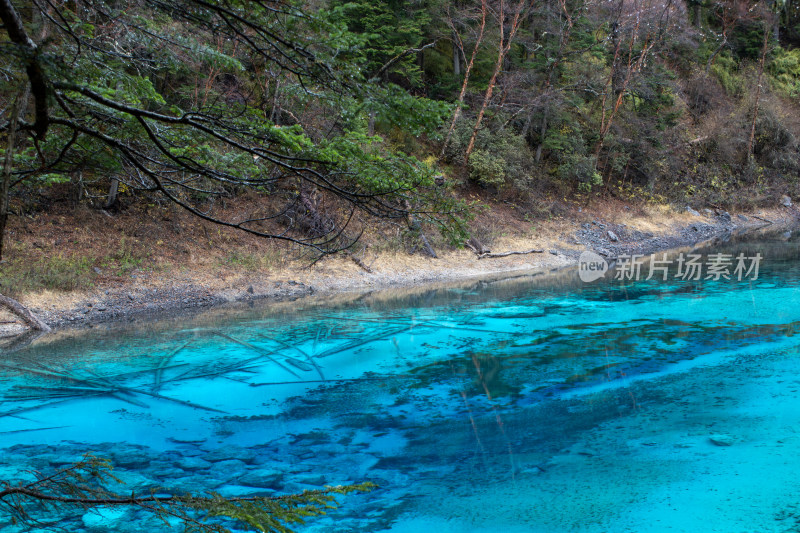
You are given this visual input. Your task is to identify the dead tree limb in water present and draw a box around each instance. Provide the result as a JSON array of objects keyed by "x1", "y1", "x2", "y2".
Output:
[{"x1": 0, "y1": 294, "x2": 50, "y2": 332}]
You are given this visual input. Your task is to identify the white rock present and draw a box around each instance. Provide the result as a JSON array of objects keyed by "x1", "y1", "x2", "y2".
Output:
[{"x1": 709, "y1": 434, "x2": 735, "y2": 446}]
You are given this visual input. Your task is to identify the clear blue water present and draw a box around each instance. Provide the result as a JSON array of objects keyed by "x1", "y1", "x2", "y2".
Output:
[{"x1": 3, "y1": 231, "x2": 800, "y2": 532}]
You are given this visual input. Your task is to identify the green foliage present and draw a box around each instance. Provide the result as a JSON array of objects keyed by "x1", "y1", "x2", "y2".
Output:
[
  {"x1": 558, "y1": 153, "x2": 603, "y2": 193},
  {"x1": 344, "y1": 84, "x2": 454, "y2": 141},
  {"x1": 180, "y1": 485, "x2": 374, "y2": 533},
  {"x1": 0, "y1": 0, "x2": 470, "y2": 254},
  {"x1": 540, "y1": 118, "x2": 604, "y2": 192},
  {"x1": 5, "y1": 0, "x2": 800, "y2": 253},
  {"x1": 632, "y1": 71, "x2": 682, "y2": 130},
  {"x1": 710, "y1": 53, "x2": 745, "y2": 96},
  {"x1": 99, "y1": 238, "x2": 148, "y2": 276},
  {"x1": 0, "y1": 454, "x2": 375, "y2": 533},
  {"x1": 330, "y1": 0, "x2": 433, "y2": 86},
  {"x1": 768, "y1": 46, "x2": 800, "y2": 96},
  {"x1": 468, "y1": 150, "x2": 507, "y2": 188},
  {"x1": 730, "y1": 21, "x2": 770, "y2": 60},
  {"x1": 542, "y1": 120, "x2": 585, "y2": 155},
  {"x1": 444, "y1": 119, "x2": 535, "y2": 191},
  {"x1": 219, "y1": 250, "x2": 281, "y2": 271},
  {"x1": 422, "y1": 43, "x2": 462, "y2": 99},
  {"x1": 0, "y1": 250, "x2": 94, "y2": 295},
  {"x1": 751, "y1": 106, "x2": 798, "y2": 170}
]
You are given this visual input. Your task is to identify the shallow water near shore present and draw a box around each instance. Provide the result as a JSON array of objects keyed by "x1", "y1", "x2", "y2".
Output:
[{"x1": 3, "y1": 230, "x2": 800, "y2": 532}]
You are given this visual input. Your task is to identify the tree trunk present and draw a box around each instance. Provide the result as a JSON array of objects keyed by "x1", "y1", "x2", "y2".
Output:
[
  {"x1": 0, "y1": 86, "x2": 29, "y2": 261},
  {"x1": 747, "y1": 23, "x2": 770, "y2": 163},
  {"x1": 0, "y1": 293, "x2": 50, "y2": 332},
  {"x1": 535, "y1": 0, "x2": 573, "y2": 162},
  {"x1": 773, "y1": 16, "x2": 780, "y2": 43},
  {"x1": 404, "y1": 200, "x2": 437, "y2": 258},
  {"x1": 0, "y1": 0, "x2": 49, "y2": 139},
  {"x1": 593, "y1": 2, "x2": 654, "y2": 164},
  {"x1": 535, "y1": 111, "x2": 548, "y2": 162},
  {"x1": 105, "y1": 177, "x2": 120, "y2": 210},
  {"x1": 452, "y1": 32, "x2": 461, "y2": 77},
  {"x1": 270, "y1": 76, "x2": 281, "y2": 124},
  {"x1": 464, "y1": 61, "x2": 500, "y2": 162},
  {"x1": 71, "y1": 170, "x2": 84, "y2": 206},
  {"x1": 465, "y1": 0, "x2": 529, "y2": 163},
  {"x1": 440, "y1": 0, "x2": 487, "y2": 160}
]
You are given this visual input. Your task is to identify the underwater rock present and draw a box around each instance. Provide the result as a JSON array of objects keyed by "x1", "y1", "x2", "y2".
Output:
[
  {"x1": 174, "y1": 456, "x2": 211, "y2": 471},
  {"x1": 294, "y1": 473, "x2": 328, "y2": 486},
  {"x1": 0, "y1": 464, "x2": 36, "y2": 484},
  {"x1": 202, "y1": 446, "x2": 255, "y2": 464},
  {"x1": 162, "y1": 474, "x2": 224, "y2": 493},
  {"x1": 174, "y1": 446, "x2": 204, "y2": 457},
  {"x1": 288, "y1": 447, "x2": 316, "y2": 459},
  {"x1": 709, "y1": 434, "x2": 734, "y2": 446},
  {"x1": 149, "y1": 465, "x2": 186, "y2": 480},
  {"x1": 26, "y1": 451, "x2": 83, "y2": 471},
  {"x1": 81, "y1": 506, "x2": 132, "y2": 532},
  {"x1": 208, "y1": 459, "x2": 248, "y2": 481},
  {"x1": 216, "y1": 484, "x2": 262, "y2": 497},
  {"x1": 106, "y1": 470, "x2": 154, "y2": 491},
  {"x1": 109, "y1": 449, "x2": 152, "y2": 469},
  {"x1": 238, "y1": 471, "x2": 284, "y2": 489}
]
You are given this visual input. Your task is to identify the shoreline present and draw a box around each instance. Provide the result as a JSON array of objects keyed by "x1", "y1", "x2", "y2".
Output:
[{"x1": 1, "y1": 206, "x2": 798, "y2": 341}]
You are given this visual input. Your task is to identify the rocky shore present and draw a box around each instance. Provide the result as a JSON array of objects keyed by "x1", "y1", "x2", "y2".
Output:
[{"x1": 1, "y1": 205, "x2": 798, "y2": 339}]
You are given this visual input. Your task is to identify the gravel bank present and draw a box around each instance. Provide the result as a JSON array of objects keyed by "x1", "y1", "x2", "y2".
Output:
[{"x1": 1, "y1": 207, "x2": 797, "y2": 339}]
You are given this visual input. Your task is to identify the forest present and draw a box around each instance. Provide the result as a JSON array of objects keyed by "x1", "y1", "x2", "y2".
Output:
[{"x1": 1, "y1": 0, "x2": 800, "y2": 261}]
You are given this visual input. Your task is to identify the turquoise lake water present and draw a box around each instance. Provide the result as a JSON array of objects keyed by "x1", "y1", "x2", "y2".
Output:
[{"x1": 2, "y1": 230, "x2": 800, "y2": 532}]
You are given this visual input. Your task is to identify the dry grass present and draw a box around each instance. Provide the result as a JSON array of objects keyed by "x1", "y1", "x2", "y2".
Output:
[
  {"x1": 1, "y1": 193, "x2": 778, "y2": 319},
  {"x1": 616, "y1": 204, "x2": 697, "y2": 233}
]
